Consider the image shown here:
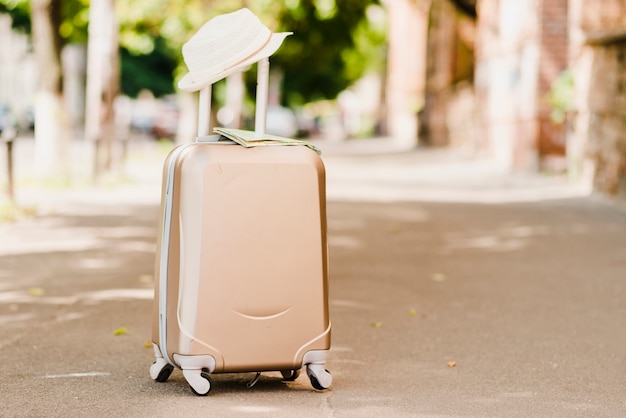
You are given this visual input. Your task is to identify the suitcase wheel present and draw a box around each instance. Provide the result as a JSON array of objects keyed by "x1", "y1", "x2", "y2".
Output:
[
  {"x1": 280, "y1": 369, "x2": 301, "y2": 382},
  {"x1": 306, "y1": 364, "x2": 332, "y2": 390},
  {"x1": 185, "y1": 370, "x2": 212, "y2": 396},
  {"x1": 150, "y1": 358, "x2": 174, "y2": 383}
]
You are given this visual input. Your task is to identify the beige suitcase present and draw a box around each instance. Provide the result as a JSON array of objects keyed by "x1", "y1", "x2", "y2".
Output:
[{"x1": 149, "y1": 61, "x2": 331, "y2": 396}]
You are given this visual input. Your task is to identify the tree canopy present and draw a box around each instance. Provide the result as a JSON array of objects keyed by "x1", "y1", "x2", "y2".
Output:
[
  {"x1": 0, "y1": 0, "x2": 31, "y2": 32},
  {"x1": 272, "y1": 0, "x2": 385, "y2": 105},
  {"x1": 1, "y1": 0, "x2": 385, "y2": 105}
]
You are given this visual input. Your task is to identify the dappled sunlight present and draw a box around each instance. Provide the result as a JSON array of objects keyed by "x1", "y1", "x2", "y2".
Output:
[
  {"x1": 80, "y1": 288, "x2": 153, "y2": 303},
  {"x1": 114, "y1": 240, "x2": 156, "y2": 253},
  {"x1": 444, "y1": 234, "x2": 526, "y2": 252},
  {"x1": 321, "y1": 142, "x2": 592, "y2": 204},
  {"x1": 42, "y1": 372, "x2": 112, "y2": 379},
  {"x1": 327, "y1": 217, "x2": 365, "y2": 231},
  {"x1": 328, "y1": 235, "x2": 362, "y2": 250},
  {"x1": 441, "y1": 225, "x2": 550, "y2": 253},
  {"x1": 0, "y1": 310, "x2": 86, "y2": 325},
  {"x1": 0, "y1": 290, "x2": 79, "y2": 305},
  {"x1": 0, "y1": 287, "x2": 153, "y2": 305},
  {"x1": 97, "y1": 225, "x2": 156, "y2": 239},
  {"x1": 327, "y1": 200, "x2": 432, "y2": 252},
  {"x1": 231, "y1": 406, "x2": 280, "y2": 414},
  {"x1": 0, "y1": 220, "x2": 156, "y2": 257},
  {"x1": 0, "y1": 197, "x2": 159, "y2": 354},
  {"x1": 12, "y1": 188, "x2": 161, "y2": 218},
  {"x1": 330, "y1": 299, "x2": 374, "y2": 310},
  {"x1": 54, "y1": 311, "x2": 87, "y2": 322},
  {"x1": 0, "y1": 279, "x2": 16, "y2": 290},
  {"x1": 0, "y1": 234, "x2": 154, "y2": 256},
  {"x1": 368, "y1": 204, "x2": 431, "y2": 222},
  {"x1": 0, "y1": 312, "x2": 35, "y2": 325},
  {"x1": 78, "y1": 257, "x2": 123, "y2": 270},
  {"x1": 0, "y1": 237, "x2": 102, "y2": 256}
]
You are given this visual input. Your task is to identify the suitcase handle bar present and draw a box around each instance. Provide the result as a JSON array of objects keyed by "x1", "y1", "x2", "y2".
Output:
[
  {"x1": 197, "y1": 57, "x2": 270, "y2": 138},
  {"x1": 254, "y1": 57, "x2": 269, "y2": 136},
  {"x1": 198, "y1": 85, "x2": 212, "y2": 137}
]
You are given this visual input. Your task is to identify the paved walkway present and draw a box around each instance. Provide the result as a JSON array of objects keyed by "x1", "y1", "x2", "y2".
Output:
[{"x1": 1, "y1": 137, "x2": 625, "y2": 417}]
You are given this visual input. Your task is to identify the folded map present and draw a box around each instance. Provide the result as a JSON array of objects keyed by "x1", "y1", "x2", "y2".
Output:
[{"x1": 214, "y1": 128, "x2": 322, "y2": 155}]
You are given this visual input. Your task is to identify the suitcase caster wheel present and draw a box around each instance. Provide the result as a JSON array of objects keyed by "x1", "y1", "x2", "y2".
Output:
[
  {"x1": 150, "y1": 358, "x2": 174, "y2": 382},
  {"x1": 186, "y1": 371, "x2": 212, "y2": 396},
  {"x1": 280, "y1": 369, "x2": 301, "y2": 381},
  {"x1": 306, "y1": 364, "x2": 332, "y2": 390}
]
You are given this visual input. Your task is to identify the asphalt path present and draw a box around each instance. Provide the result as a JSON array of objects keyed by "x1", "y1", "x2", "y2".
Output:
[{"x1": 1, "y1": 138, "x2": 625, "y2": 417}]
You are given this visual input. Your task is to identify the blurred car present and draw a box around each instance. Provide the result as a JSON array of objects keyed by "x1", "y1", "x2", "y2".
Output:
[
  {"x1": 129, "y1": 94, "x2": 180, "y2": 140},
  {"x1": 23, "y1": 106, "x2": 35, "y2": 131},
  {"x1": 266, "y1": 106, "x2": 298, "y2": 138},
  {"x1": 0, "y1": 104, "x2": 17, "y2": 138},
  {"x1": 0, "y1": 104, "x2": 11, "y2": 133},
  {"x1": 152, "y1": 99, "x2": 179, "y2": 139}
]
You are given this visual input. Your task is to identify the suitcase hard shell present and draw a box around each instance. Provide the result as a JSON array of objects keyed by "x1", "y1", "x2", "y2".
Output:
[{"x1": 149, "y1": 139, "x2": 332, "y2": 395}]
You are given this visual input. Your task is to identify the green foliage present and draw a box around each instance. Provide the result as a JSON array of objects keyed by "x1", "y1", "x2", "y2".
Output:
[
  {"x1": 0, "y1": 0, "x2": 89, "y2": 42},
  {"x1": 272, "y1": 0, "x2": 384, "y2": 106},
  {"x1": 116, "y1": 0, "x2": 384, "y2": 105},
  {"x1": 0, "y1": 0, "x2": 30, "y2": 32},
  {"x1": 59, "y1": 0, "x2": 89, "y2": 44},
  {"x1": 1, "y1": 0, "x2": 385, "y2": 105},
  {"x1": 120, "y1": 37, "x2": 178, "y2": 98},
  {"x1": 116, "y1": 1, "x2": 208, "y2": 97},
  {"x1": 546, "y1": 69, "x2": 574, "y2": 124}
]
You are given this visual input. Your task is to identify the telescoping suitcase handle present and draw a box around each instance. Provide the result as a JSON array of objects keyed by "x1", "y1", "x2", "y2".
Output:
[{"x1": 196, "y1": 57, "x2": 270, "y2": 138}]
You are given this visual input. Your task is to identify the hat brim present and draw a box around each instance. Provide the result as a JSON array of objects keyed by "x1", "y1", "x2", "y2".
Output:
[{"x1": 178, "y1": 32, "x2": 291, "y2": 92}]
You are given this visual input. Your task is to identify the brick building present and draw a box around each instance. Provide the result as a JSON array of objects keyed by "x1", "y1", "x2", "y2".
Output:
[
  {"x1": 383, "y1": 0, "x2": 429, "y2": 146},
  {"x1": 385, "y1": 0, "x2": 626, "y2": 198},
  {"x1": 420, "y1": 0, "x2": 476, "y2": 149},
  {"x1": 569, "y1": 0, "x2": 626, "y2": 196},
  {"x1": 387, "y1": 0, "x2": 570, "y2": 169},
  {"x1": 472, "y1": 0, "x2": 569, "y2": 171}
]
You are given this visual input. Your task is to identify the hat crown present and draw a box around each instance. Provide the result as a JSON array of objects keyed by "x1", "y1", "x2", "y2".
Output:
[
  {"x1": 182, "y1": 8, "x2": 271, "y2": 77},
  {"x1": 178, "y1": 8, "x2": 291, "y2": 92}
]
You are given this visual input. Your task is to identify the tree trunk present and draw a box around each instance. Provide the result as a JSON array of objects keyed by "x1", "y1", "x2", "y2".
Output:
[
  {"x1": 85, "y1": 0, "x2": 119, "y2": 181},
  {"x1": 30, "y1": 0, "x2": 69, "y2": 184},
  {"x1": 384, "y1": 0, "x2": 430, "y2": 147}
]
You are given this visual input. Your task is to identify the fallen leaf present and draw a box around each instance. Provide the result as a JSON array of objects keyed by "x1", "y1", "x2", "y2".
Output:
[
  {"x1": 409, "y1": 309, "x2": 417, "y2": 316},
  {"x1": 371, "y1": 321, "x2": 384, "y2": 328},
  {"x1": 431, "y1": 273, "x2": 447, "y2": 282},
  {"x1": 113, "y1": 327, "x2": 128, "y2": 336},
  {"x1": 447, "y1": 361, "x2": 457, "y2": 368},
  {"x1": 28, "y1": 287, "x2": 45, "y2": 296},
  {"x1": 144, "y1": 340, "x2": 152, "y2": 348}
]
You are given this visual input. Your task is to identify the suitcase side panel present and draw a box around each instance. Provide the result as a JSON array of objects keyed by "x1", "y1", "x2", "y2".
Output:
[
  {"x1": 152, "y1": 144, "x2": 193, "y2": 364},
  {"x1": 151, "y1": 154, "x2": 171, "y2": 347}
]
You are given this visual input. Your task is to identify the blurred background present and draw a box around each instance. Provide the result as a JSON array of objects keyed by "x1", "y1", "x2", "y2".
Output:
[{"x1": 0, "y1": 0, "x2": 625, "y2": 202}]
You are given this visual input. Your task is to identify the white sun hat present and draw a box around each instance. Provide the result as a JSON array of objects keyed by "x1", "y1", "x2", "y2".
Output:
[{"x1": 178, "y1": 8, "x2": 291, "y2": 92}]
